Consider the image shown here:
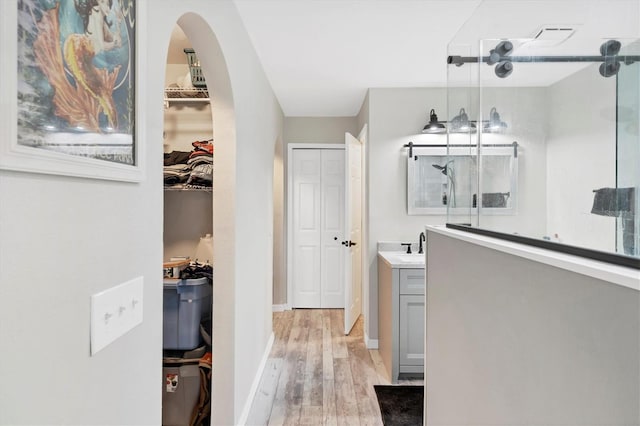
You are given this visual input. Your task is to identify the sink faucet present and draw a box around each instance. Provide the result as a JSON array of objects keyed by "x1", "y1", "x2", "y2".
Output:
[
  {"x1": 400, "y1": 243, "x2": 412, "y2": 254},
  {"x1": 418, "y1": 232, "x2": 425, "y2": 254}
]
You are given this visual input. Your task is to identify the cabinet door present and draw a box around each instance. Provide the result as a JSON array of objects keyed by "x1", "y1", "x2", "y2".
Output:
[{"x1": 399, "y1": 294, "x2": 425, "y2": 367}]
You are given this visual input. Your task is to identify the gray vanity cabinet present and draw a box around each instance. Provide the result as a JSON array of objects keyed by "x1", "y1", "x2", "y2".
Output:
[{"x1": 378, "y1": 257, "x2": 425, "y2": 383}]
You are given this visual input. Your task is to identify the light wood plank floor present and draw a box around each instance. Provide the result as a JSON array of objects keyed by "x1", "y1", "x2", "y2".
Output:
[{"x1": 246, "y1": 309, "x2": 423, "y2": 426}]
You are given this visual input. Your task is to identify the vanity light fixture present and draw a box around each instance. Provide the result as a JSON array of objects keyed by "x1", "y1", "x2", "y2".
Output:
[
  {"x1": 420, "y1": 107, "x2": 507, "y2": 135},
  {"x1": 449, "y1": 108, "x2": 477, "y2": 133},
  {"x1": 483, "y1": 107, "x2": 508, "y2": 132},
  {"x1": 422, "y1": 109, "x2": 447, "y2": 134}
]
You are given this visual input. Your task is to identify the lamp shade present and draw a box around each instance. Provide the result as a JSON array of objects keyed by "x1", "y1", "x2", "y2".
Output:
[
  {"x1": 484, "y1": 107, "x2": 507, "y2": 132},
  {"x1": 449, "y1": 108, "x2": 477, "y2": 133},
  {"x1": 422, "y1": 109, "x2": 446, "y2": 134}
]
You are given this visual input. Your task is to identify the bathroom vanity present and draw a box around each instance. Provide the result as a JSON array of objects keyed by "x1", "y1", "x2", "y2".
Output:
[{"x1": 377, "y1": 250, "x2": 425, "y2": 383}]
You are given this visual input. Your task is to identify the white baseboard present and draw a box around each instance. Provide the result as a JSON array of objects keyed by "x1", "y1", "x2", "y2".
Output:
[
  {"x1": 237, "y1": 332, "x2": 275, "y2": 426},
  {"x1": 272, "y1": 304, "x2": 288, "y2": 312},
  {"x1": 365, "y1": 332, "x2": 379, "y2": 349}
]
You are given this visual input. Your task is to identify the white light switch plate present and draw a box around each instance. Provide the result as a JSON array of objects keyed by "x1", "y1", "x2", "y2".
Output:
[{"x1": 90, "y1": 276, "x2": 144, "y2": 355}]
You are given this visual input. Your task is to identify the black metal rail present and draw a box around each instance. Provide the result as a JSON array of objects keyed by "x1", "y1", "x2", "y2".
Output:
[
  {"x1": 448, "y1": 55, "x2": 640, "y2": 65},
  {"x1": 446, "y1": 223, "x2": 640, "y2": 270},
  {"x1": 404, "y1": 141, "x2": 518, "y2": 158}
]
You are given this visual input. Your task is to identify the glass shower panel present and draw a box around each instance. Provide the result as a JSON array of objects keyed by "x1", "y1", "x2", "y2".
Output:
[
  {"x1": 616, "y1": 42, "x2": 640, "y2": 256},
  {"x1": 446, "y1": 43, "x2": 478, "y2": 225},
  {"x1": 446, "y1": 34, "x2": 640, "y2": 260},
  {"x1": 476, "y1": 38, "x2": 549, "y2": 237}
]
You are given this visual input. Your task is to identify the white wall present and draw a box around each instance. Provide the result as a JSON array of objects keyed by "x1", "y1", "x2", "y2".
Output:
[
  {"x1": 164, "y1": 191, "x2": 213, "y2": 260},
  {"x1": 0, "y1": 1, "x2": 283, "y2": 425},
  {"x1": 476, "y1": 88, "x2": 549, "y2": 236},
  {"x1": 546, "y1": 63, "x2": 617, "y2": 251},
  {"x1": 0, "y1": 171, "x2": 163, "y2": 426},
  {"x1": 356, "y1": 91, "x2": 370, "y2": 143},
  {"x1": 284, "y1": 116, "x2": 358, "y2": 144},
  {"x1": 366, "y1": 88, "x2": 449, "y2": 341},
  {"x1": 273, "y1": 135, "x2": 286, "y2": 306},
  {"x1": 425, "y1": 230, "x2": 640, "y2": 425}
]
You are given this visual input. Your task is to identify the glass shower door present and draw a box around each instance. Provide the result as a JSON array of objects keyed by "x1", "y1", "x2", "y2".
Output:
[{"x1": 616, "y1": 43, "x2": 640, "y2": 256}]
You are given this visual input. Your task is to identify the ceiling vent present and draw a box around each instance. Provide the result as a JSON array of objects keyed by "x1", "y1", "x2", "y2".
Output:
[{"x1": 532, "y1": 26, "x2": 576, "y2": 45}]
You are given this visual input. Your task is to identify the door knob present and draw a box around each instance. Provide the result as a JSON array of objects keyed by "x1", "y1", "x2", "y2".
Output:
[{"x1": 342, "y1": 240, "x2": 357, "y2": 247}]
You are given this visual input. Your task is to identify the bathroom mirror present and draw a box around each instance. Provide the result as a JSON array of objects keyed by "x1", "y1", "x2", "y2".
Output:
[{"x1": 407, "y1": 144, "x2": 518, "y2": 215}]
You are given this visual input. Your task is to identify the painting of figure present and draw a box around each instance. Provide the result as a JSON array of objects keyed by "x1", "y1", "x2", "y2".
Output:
[{"x1": 17, "y1": 0, "x2": 136, "y2": 165}]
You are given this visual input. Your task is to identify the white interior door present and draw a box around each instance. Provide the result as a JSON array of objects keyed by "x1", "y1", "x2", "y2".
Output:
[
  {"x1": 292, "y1": 149, "x2": 322, "y2": 307},
  {"x1": 320, "y1": 149, "x2": 346, "y2": 308},
  {"x1": 344, "y1": 133, "x2": 363, "y2": 334},
  {"x1": 292, "y1": 148, "x2": 344, "y2": 308}
]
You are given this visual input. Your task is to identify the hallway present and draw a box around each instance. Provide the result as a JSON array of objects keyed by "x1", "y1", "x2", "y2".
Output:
[{"x1": 246, "y1": 309, "x2": 423, "y2": 425}]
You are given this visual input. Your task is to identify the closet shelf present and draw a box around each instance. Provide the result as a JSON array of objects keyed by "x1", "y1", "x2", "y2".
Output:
[
  {"x1": 164, "y1": 87, "x2": 210, "y2": 107},
  {"x1": 164, "y1": 186, "x2": 212, "y2": 193}
]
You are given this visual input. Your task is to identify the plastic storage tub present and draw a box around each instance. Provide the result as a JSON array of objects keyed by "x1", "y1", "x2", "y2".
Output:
[
  {"x1": 163, "y1": 278, "x2": 212, "y2": 350},
  {"x1": 162, "y1": 360, "x2": 201, "y2": 426}
]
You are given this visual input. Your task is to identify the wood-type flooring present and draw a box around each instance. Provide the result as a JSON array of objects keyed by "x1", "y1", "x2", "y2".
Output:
[{"x1": 246, "y1": 309, "x2": 423, "y2": 426}]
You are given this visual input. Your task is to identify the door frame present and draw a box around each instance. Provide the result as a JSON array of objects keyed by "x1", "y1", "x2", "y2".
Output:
[{"x1": 286, "y1": 143, "x2": 345, "y2": 310}]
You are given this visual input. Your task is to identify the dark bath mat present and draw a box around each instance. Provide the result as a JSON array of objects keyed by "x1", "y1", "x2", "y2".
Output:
[{"x1": 374, "y1": 385, "x2": 424, "y2": 426}]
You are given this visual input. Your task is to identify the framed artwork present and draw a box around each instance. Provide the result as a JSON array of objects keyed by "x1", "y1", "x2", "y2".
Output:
[{"x1": 0, "y1": 0, "x2": 144, "y2": 182}]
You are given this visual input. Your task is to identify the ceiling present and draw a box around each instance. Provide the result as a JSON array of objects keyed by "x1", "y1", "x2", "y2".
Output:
[
  {"x1": 168, "y1": 0, "x2": 640, "y2": 117},
  {"x1": 233, "y1": 0, "x2": 482, "y2": 116}
]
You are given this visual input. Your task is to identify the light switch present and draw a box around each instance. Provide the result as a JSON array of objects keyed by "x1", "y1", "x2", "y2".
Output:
[{"x1": 90, "y1": 276, "x2": 144, "y2": 355}]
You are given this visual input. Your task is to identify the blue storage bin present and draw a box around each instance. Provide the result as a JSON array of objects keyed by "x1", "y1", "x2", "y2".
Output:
[{"x1": 163, "y1": 278, "x2": 212, "y2": 350}]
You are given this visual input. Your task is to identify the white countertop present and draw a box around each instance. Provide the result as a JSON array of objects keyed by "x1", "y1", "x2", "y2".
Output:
[{"x1": 378, "y1": 251, "x2": 426, "y2": 268}]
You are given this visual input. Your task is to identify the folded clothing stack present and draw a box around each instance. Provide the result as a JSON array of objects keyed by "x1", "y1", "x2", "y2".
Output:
[
  {"x1": 163, "y1": 163, "x2": 191, "y2": 185},
  {"x1": 164, "y1": 139, "x2": 214, "y2": 189}
]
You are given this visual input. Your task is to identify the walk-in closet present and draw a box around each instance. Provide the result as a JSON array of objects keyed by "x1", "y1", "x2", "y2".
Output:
[{"x1": 161, "y1": 24, "x2": 214, "y2": 426}]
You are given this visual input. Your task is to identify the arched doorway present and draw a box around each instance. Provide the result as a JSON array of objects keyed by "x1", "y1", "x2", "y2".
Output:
[{"x1": 162, "y1": 13, "x2": 237, "y2": 425}]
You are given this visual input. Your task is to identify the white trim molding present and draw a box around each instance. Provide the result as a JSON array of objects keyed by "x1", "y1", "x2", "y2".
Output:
[
  {"x1": 237, "y1": 332, "x2": 275, "y2": 426},
  {"x1": 272, "y1": 304, "x2": 288, "y2": 312},
  {"x1": 365, "y1": 333, "x2": 379, "y2": 349}
]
